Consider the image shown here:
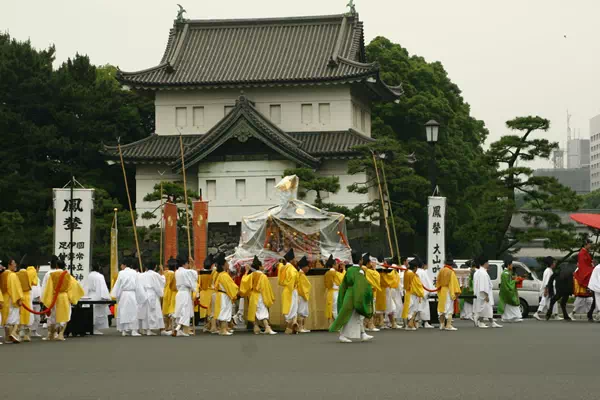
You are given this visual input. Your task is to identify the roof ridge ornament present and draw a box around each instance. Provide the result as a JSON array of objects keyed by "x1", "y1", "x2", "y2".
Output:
[
  {"x1": 346, "y1": 0, "x2": 356, "y2": 15},
  {"x1": 176, "y1": 4, "x2": 187, "y2": 24}
]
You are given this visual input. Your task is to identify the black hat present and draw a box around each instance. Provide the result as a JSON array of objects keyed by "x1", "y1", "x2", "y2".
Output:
[
  {"x1": 203, "y1": 254, "x2": 214, "y2": 270},
  {"x1": 215, "y1": 252, "x2": 226, "y2": 267},
  {"x1": 252, "y1": 255, "x2": 262, "y2": 269},
  {"x1": 57, "y1": 259, "x2": 66, "y2": 270},
  {"x1": 543, "y1": 256, "x2": 555, "y2": 267},
  {"x1": 351, "y1": 251, "x2": 360, "y2": 265},
  {"x1": 377, "y1": 255, "x2": 384, "y2": 263},
  {"x1": 325, "y1": 255, "x2": 335, "y2": 268},
  {"x1": 503, "y1": 255, "x2": 514, "y2": 266},
  {"x1": 400, "y1": 256, "x2": 408, "y2": 264},
  {"x1": 391, "y1": 256, "x2": 399, "y2": 265},
  {"x1": 477, "y1": 255, "x2": 489, "y2": 266},
  {"x1": 445, "y1": 254, "x2": 454, "y2": 265},
  {"x1": 284, "y1": 248, "x2": 295, "y2": 262},
  {"x1": 408, "y1": 258, "x2": 420, "y2": 269},
  {"x1": 50, "y1": 255, "x2": 59, "y2": 269},
  {"x1": 167, "y1": 257, "x2": 178, "y2": 270},
  {"x1": 176, "y1": 256, "x2": 188, "y2": 268},
  {"x1": 361, "y1": 253, "x2": 371, "y2": 266},
  {"x1": 121, "y1": 257, "x2": 134, "y2": 268},
  {"x1": 298, "y1": 256, "x2": 309, "y2": 269}
]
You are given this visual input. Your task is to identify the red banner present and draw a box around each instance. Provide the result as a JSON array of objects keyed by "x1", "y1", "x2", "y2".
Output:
[
  {"x1": 164, "y1": 202, "x2": 178, "y2": 266},
  {"x1": 193, "y1": 201, "x2": 209, "y2": 269}
]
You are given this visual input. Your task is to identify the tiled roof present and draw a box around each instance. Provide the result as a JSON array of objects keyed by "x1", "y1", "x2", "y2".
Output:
[
  {"x1": 289, "y1": 130, "x2": 375, "y2": 156},
  {"x1": 102, "y1": 100, "x2": 374, "y2": 167},
  {"x1": 117, "y1": 13, "x2": 402, "y2": 98},
  {"x1": 107, "y1": 135, "x2": 201, "y2": 162}
]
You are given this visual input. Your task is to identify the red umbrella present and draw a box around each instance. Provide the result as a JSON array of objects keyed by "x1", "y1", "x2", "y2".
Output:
[{"x1": 570, "y1": 213, "x2": 600, "y2": 230}]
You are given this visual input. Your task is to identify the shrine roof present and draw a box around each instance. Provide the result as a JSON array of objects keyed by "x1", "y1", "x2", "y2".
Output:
[
  {"x1": 102, "y1": 97, "x2": 375, "y2": 168},
  {"x1": 116, "y1": 13, "x2": 402, "y2": 99}
]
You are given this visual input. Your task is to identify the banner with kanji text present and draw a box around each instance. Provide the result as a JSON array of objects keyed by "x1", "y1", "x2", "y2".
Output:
[{"x1": 427, "y1": 196, "x2": 446, "y2": 286}]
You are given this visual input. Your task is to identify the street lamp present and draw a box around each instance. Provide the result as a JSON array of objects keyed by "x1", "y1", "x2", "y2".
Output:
[{"x1": 425, "y1": 120, "x2": 440, "y2": 195}]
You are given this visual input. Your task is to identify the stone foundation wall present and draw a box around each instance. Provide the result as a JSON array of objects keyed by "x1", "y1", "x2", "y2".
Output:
[{"x1": 207, "y1": 223, "x2": 241, "y2": 255}]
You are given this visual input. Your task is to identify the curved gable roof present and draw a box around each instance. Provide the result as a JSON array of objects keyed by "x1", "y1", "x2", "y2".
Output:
[{"x1": 169, "y1": 96, "x2": 320, "y2": 172}]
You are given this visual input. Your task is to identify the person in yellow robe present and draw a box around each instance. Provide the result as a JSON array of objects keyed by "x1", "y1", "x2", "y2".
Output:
[
  {"x1": 277, "y1": 248, "x2": 299, "y2": 334},
  {"x1": 324, "y1": 255, "x2": 345, "y2": 326},
  {"x1": 213, "y1": 253, "x2": 239, "y2": 336},
  {"x1": 297, "y1": 256, "x2": 312, "y2": 333},
  {"x1": 41, "y1": 259, "x2": 85, "y2": 341},
  {"x1": 374, "y1": 256, "x2": 394, "y2": 329},
  {"x1": 1, "y1": 258, "x2": 24, "y2": 343},
  {"x1": 199, "y1": 254, "x2": 218, "y2": 333},
  {"x1": 239, "y1": 256, "x2": 277, "y2": 335},
  {"x1": 161, "y1": 258, "x2": 178, "y2": 334},
  {"x1": 17, "y1": 265, "x2": 38, "y2": 342},
  {"x1": 436, "y1": 256, "x2": 462, "y2": 331},
  {"x1": 402, "y1": 257, "x2": 425, "y2": 331},
  {"x1": 361, "y1": 253, "x2": 381, "y2": 332},
  {"x1": 378, "y1": 258, "x2": 402, "y2": 329}
]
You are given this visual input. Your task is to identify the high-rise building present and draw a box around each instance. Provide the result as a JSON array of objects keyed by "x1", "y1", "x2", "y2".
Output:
[
  {"x1": 567, "y1": 138, "x2": 590, "y2": 169},
  {"x1": 591, "y1": 115, "x2": 600, "y2": 190}
]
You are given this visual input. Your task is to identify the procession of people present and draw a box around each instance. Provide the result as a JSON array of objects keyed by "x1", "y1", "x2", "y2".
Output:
[{"x1": 3, "y1": 240, "x2": 600, "y2": 345}]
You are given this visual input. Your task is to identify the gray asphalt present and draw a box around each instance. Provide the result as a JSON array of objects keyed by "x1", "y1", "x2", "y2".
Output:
[{"x1": 3, "y1": 319, "x2": 599, "y2": 400}]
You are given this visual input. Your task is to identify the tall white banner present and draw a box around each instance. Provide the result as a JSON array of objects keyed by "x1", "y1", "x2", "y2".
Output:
[
  {"x1": 53, "y1": 188, "x2": 95, "y2": 282},
  {"x1": 427, "y1": 196, "x2": 446, "y2": 286}
]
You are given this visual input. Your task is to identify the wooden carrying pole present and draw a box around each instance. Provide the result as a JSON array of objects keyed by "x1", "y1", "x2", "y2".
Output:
[
  {"x1": 117, "y1": 140, "x2": 144, "y2": 272},
  {"x1": 380, "y1": 161, "x2": 401, "y2": 259},
  {"x1": 159, "y1": 178, "x2": 165, "y2": 266},
  {"x1": 372, "y1": 152, "x2": 394, "y2": 257},
  {"x1": 178, "y1": 133, "x2": 195, "y2": 333}
]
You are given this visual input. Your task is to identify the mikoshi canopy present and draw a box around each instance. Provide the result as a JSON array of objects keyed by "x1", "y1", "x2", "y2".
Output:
[
  {"x1": 230, "y1": 175, "x2": 352, "y2": 271},
  {"x1": 570, "y1": 213, "x2": 600, "y2": 230}
]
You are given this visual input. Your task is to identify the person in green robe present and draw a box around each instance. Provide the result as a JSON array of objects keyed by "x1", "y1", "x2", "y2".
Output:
[
  {"x1": 329, "y1": 252, "x2": 374, "y2": 343},
  {"x1": 460, "y1": 260, "x2": 476, "y2": 320},
  {"x1": 498, "y1": 255, "x2": 523, "y2": 322}
]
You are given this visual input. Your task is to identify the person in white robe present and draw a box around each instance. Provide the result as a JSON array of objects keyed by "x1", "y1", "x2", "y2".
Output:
[
  {"x1": 110, "y1": 259, "x2": 145, "y2": 337},
  {"x1": 587, "y1": 263, "x2": 600, "y2": 321},
  {"x1": 138, "y1": 263, "x2": 166, "y2": 336},
  {"x1": 416, "y1": 262, "x2": 435, "y2": 328},
  {"x1": 474, "y1": 256, "x2": 502, "y2": 329},
  {"x1": 30, "y1": 265, "x2": 42, "y2": 337},
  {"x1": 83, "y1": 264, "x2": 111, "y2": 335},
  {"x1": 533, "y1": 256, "x2": 561, "y2": 321},
  {"x1": 174, "y1": 257, "x2": 198, "y2": 337}
]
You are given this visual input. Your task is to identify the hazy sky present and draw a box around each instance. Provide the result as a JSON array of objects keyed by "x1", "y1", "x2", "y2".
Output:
[{"x1": 3, "y1": 0, "x2": 599, "y2": 168}]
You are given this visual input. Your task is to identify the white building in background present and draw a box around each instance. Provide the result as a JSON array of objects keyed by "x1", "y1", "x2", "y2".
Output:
[
  {"x1": 567, "y1": 138, "x2": 590, "y2": 169},
  {"x1": 103, "y1": 11, "x2": 402, "y2": 227},
  {"x1": 590, "y1": 115, "x2": 600, "y2": 191}
]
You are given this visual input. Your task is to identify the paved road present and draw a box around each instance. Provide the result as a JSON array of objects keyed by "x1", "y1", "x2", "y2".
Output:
[{"x1": 3, "y1": 320, "x2": 599, "y2": 400}]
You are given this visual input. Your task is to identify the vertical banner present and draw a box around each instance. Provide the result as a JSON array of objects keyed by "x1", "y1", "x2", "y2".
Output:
[
  {"x1": 53, "y1": 188, "x2": 94, "y2": 283},
  {"x1": 110, "y1": 221, "x2": 118, "y2": 289},
  {"x1": 193, "y1": 201, "x2": 209, "y2": 269},
  {"x1": 427, "y1": 196, "x2": 446, "y2": 286},
  {"x1": 163, "y1": 202, "x2": 178, "y2": 266}
]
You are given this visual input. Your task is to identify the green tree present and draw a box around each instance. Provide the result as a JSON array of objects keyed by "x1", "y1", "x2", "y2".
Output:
[
  {"x1": 582, "y1": 190, "x2": 600, "y2": 209},
  {"x1": 0, "y1": 33, "x2": 154, "y2": 260},
  {"x1": 355, "y1": 37, "x2": 491, "y2": 256},
  {"x1": 478, "y1": 116, "x2": 581, "y2": 257}
]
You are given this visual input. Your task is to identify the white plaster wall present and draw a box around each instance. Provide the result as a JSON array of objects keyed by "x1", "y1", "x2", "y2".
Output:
[
  {"x1": 197, "y1": 159, "x2": 296, "y2": 225},
  {"x1": 154, "y1": 85, "x2": 371, "y2": 136},
  {"x1": 134, "y1": 159, "x2": 375, "y2": 227}
]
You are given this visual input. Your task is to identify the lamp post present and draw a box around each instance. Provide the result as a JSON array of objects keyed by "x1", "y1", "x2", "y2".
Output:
[{"x1": 425, "y1": 120, "x2": 440, "y2": 195}]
